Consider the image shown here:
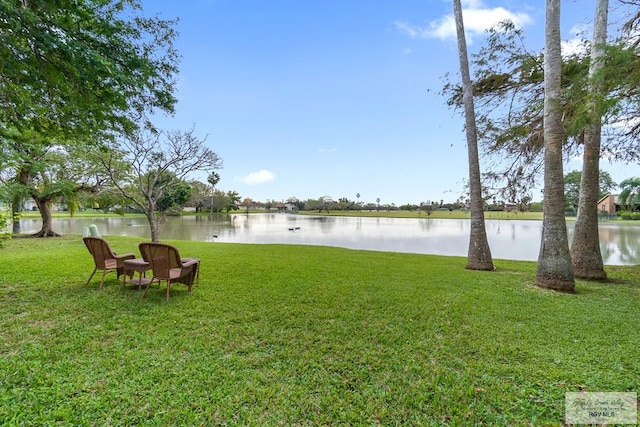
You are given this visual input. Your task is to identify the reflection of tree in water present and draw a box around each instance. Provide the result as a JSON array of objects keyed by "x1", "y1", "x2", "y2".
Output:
[
  {"x1": 167, "y1": 214, "x2": 230, "y2": 240},
  {"x1": 262, "y1": 214, "x2": 277, "y2": 224},
  {"x1": 202, "y1": 214, "x2": 235, "y2": 239},
  {"x1": 570, "y1": 225, "x2": 639, "y2": 265},
  {"x1": 285, "y1": 216, "x2": 300, "y2": 228},
  {"x1": 235, "y1": 213, "x2": 254, "y2": 230},
  {"x1": 419, "y1": 219, "x2": 434, "y2": 232},
  {"x1": 308, "y1": 216, "x2": 336, "y2": 233},
  {"x1": 599, "y1": 242, "x2": 616, "y2": 264},
  {"x1": 597, "y1": 227, "x2": 614, "y2": 263},
  {"x1": 213, "y1": 214, "x2": 238, "y2": 235},
  {"x1": 605, "y1": 226, "x2": 640, "y2": 264}
]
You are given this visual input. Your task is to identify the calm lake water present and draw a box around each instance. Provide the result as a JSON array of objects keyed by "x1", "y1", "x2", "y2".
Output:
[{"x1": 20, "y1": 214, "x2": 640, "y2": 265}]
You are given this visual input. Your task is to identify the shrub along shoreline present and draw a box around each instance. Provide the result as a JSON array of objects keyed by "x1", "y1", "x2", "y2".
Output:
[{"x1": 1, "y1": 235, "x2": 638, "y2": 425}]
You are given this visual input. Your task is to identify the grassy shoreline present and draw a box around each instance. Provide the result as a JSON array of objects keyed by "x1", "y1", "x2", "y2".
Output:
[
  {"x1": 18, "y1": 209, "x2": 640, "y2": 226},
  {"x1": 16, "y1": 209, "x2": 547, "y2": 221},
  {"x1": 1, "y1": 235, "x2": 639, "y2": 424}
]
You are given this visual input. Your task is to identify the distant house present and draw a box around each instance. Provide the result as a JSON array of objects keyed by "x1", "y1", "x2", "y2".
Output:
[
  {"x1": 597, "y1": 194, "x2": 620, "y2": 214},
  {"x1": 268, "y1": 203, "x2": 297, "y2": 213},
  {"x1": 22, "y1": 199, "x2": 66, "y2": 212}
]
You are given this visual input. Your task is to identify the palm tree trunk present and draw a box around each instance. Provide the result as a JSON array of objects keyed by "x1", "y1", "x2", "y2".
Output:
[
  {"x1": 571, "y1": 0, "x2": 608, "y2": 280},
  {"x1": 536, "y1": 0, "x2": 575, "y2": 291},
  {"x1": 453, "y1": 0, "x2": 494, "y2": 271}
]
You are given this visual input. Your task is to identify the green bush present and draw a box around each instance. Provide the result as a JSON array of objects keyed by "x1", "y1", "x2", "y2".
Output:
[
  {"x1": 0, "y1": 210, "x2": 12, "y2": 245},
  {"x1": 164, "y1": 205, "x2": 184, "y2": 216},
  {"x1": 617, "y1": 211, "x2": 640, "y2": 220},
  {"x1": 619, "y1": 211, "x2": 633, "y2": 220}
]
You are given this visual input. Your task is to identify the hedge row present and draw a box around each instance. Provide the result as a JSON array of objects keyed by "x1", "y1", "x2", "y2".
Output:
[{"x1": 617, "y1": 211, "x2": 640, "y2": 220}]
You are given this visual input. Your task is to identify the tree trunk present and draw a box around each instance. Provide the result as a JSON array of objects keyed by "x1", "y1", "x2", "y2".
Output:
[
  {"x1": 15, "y1": 166, "x2": 60, "y2": 237},
  {"x1": 571, "y1": 0, "x2": 608, "y2": 280},
  {"x1": 146, "y1": 211, "x2": 158, "y2": 242},
  {"x1": 453, "y1": 0, "x2": 494, "y2": 271},
  {"x1": 12, "y1": 197, "x2": 21, "y2": 234},
  {"x1": 536, "y1": 0, "x2": 575, "y2": 291},
  {"x1": 33, "y1": 197, "x2": 60, "y2": 237}
]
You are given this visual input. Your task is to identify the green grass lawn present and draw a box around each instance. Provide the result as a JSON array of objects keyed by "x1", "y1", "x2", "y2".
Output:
[{"x1": 1, "y1": 236, "x2": 638, "y2": 425}]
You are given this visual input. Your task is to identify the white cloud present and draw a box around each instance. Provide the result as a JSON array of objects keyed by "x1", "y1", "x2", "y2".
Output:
[
  {"x1": 561, "y1": 23, "x2": 589, "y2": 57},
  {"x1": 561, "y1": 38, "x2": 588, "y2": 57},
  {"x1": 395, "y1": 0, "x2": 532, "y2": 44},
  {"x1": 240, "y1": 170, "x2": 275, "y2": 185}
]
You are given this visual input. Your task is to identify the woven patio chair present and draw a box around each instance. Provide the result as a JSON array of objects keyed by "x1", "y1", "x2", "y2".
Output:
[
  {"x1": 138, "y1": 242, "x2": 200, "y2": 301},
  {"x1": 83, "y1": 237, "x2": 135, "y2": 289}
]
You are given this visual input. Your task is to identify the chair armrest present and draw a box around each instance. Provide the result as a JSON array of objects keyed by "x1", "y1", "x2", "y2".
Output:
[{"x1": 181, "y1": 259, "x2": 199, "y2": 267}]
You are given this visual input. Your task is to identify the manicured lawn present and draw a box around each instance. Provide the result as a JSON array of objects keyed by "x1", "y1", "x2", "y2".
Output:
[{"x1": 1, "y1": 236, "x2": 638, "y2": 425}]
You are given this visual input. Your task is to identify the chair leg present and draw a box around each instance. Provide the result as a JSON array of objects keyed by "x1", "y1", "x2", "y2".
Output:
[
  {"x1": 86, "y1": 268, "x2": 97, "y2": 286},
  {"x1": 166, "y1": 281, "x2": 171, "y2": 301},
  {"x1": 99, "y1": 270, "x2": 108, "y2": 289},
  {"x1": 142, "y1": 278, "x2": 156, "y2": 299},
  {"x1": 188, "y1": 271, "x2": 195, "y2": 292}
]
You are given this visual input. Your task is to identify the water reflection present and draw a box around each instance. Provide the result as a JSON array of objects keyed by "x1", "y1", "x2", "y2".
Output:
[{"x1": 19, "y1": 214, "x2": 640, "y2": 265}]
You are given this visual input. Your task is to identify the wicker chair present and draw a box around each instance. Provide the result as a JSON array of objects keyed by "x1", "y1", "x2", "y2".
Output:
[
  {"x1": 83, "y1": 237, "x2": 135, "y2": 289},
  {"x1": 138, "y1": 242, "x2": 200, "y2": 301}
]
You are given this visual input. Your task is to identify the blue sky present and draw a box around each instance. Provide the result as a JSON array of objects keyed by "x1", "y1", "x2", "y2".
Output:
[{"x1": 141, "y1": 0, "x2": 639, "y2": 205}]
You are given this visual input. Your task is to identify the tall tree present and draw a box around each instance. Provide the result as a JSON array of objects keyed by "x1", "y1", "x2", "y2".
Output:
[
  {"x1": 571, "y1": 0, "x2": 609, "y2": 280},
  {"x1": 441, "y1": 11, "x2": 640, "y2": 203},
  {"x1": 156, "y1": 178, "x2": 193, "y2": 213},
  {"x1": 618, "y1": 177, "x2": 640, "y2": 211},
  {"x1": 0, "y1": 0, "x2": 178, "y2": 138},
  {"x1": 536, "y1": 0, "x2": 575, "y2": 291},
  {"x1": 98, "y1": 127, "x2": 222, "y2": 242},
  {"x1": 564, "y1": 170, "x2": 616, "y2": 210},
  {"x1": 610, "y1": 0, "x2": 640, "y2": 144},
  {"x1": 223, "y1": 191, "x2": 242, "y2": 213},
  {"x1": 184, "y1": 179, "x2": 212, "y2": 213},
  {"x1": 0, "y1": 0, "x2": 179, "y2": 236},
  {"x1": 452, "y1": 0, "x2": 494, "y2": 270},
  {"x1": 1, "y1": 130, "x2": 107, "y2": 236},
  {"x1": 207, "y1": 172, "x2": 220, "y2": 215}
]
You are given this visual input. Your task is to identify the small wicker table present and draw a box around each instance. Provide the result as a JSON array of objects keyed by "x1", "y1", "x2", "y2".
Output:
[{"x1": 123, "y1": 258, "x2": 152, "y2": 290}]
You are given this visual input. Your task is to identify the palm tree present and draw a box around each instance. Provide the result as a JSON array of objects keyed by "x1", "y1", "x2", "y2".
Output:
[
  {"x1": 570, "y1": 0, "x2": 609, "y2": 280},
  {"x1": 207, "y1": 172, "x2": 220, "y2": 215},
  {"x1": 536, "y1": 0, "x2": 575, "y2": 291},
  {"x1": 452, "y1": 0, "x2": 494, "y2": 270},
  {"x1": 619, "y1": 177, "x2": 640, "y2": 211}
]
